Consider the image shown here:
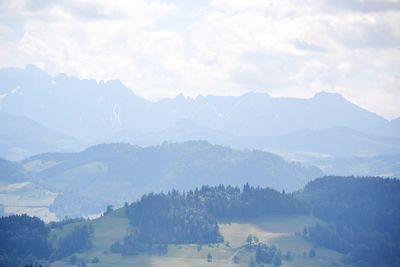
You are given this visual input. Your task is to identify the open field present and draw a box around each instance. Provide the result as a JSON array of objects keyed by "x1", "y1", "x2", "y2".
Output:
[
  {"x1": 219, "y1": 215, "x2": 342, "y2": 267},
  {"x1": 0, "y1": 182, "x2": 58, "y2": 222},
  {"x1": 51, "y1": 210, "x2": 342, "y2": 267},
  {"x1": 23, "y1": 160, "x2": 60, "y2": 172}
]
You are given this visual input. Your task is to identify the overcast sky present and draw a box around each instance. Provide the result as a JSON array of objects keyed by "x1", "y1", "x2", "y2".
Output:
[{"x1": 0, "y1": 0, "x2": 399, "y2": 119}]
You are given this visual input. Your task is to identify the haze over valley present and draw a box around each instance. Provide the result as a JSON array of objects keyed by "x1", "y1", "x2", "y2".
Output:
[
  {"x1": 1, "y1": 1, "x2": 400, "y2": 266},
  {"x1": 1, "y1": 65, "x2": 399, "y2": 221}
]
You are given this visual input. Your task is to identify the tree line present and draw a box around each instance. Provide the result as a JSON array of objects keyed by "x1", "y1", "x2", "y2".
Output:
[
  {"x1": 0, "y1": 215, "x2": 92, "y2": 267},
  {"x1": 301, "y1": 176, "x2": 400, "y2": 267},
  {"x1": 117, "y1": 183, "x2": 305, "y2": 255},
  {"x1": 1, "y1": 177, "x2": 399, "y2": 267}
]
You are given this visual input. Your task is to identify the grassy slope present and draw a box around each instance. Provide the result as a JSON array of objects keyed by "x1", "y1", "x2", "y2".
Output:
[
  {"x1": 219, "y1": 215, "x2": 342, "y2": 267},
  {"x1": 50, "y1": 210, "x2": 342, "y2": 267},
  {"x1": 0, "y1": 182, "x2": 58, "y2": 222}
]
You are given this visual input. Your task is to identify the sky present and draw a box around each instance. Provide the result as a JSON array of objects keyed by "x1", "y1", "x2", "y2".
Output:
[{"x1": 0, "y1": 0, "x2": 399, "y2": 119}]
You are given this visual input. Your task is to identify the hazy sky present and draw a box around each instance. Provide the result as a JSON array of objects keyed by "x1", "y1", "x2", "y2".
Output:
[{"x1": 0, "y1": 0, "x2": 399, "y2": 119}]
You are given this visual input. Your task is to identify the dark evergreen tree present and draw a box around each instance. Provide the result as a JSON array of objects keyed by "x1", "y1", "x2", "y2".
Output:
[{"x1": 255, "y1": 243, "x2": 281, "y2": 264}]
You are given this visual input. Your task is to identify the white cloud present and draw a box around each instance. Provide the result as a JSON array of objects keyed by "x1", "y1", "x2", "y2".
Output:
[{"x1": 0, "y1": 0, "x2": 399, "y2": 118}]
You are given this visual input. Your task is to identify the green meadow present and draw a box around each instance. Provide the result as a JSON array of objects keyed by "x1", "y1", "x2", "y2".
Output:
[{"x1": 50, "y1": 210, "x2": 342, "y2": 267}]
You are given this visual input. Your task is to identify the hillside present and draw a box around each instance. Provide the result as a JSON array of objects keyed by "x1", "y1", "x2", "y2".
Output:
[
  {"x1": 48, "y1": 176, "x2": 400, "y2": 267},
  {"x1": 22, "y1": 141, "x2": 322, "y2": 218},
  {"x1": 0, "y1": 158, "x2": 58, "y2": 222},
  {"x1": 0, "y1": 158, "x2": 29, "y2": 183},
  {"x1": 310, "y1": 154, "x2": 400, "y2": 178},
  {"x1": 47, "y1": 184, "x2": 341, "y2": 267},
  {"x1": 0, "y1": 113, "x2": 84, "y2": 161},
  {"x1": 299, "y1": 176, "x2": 400, "y2": 266},
  {"x1": 50, "y1": 211, "x2": 341, "y2": 267},
  {"x1": 2, "y1": 177, "x2": 399, "y2": 267}
]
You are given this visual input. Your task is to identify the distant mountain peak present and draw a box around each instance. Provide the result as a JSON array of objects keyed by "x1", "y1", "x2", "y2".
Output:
[
  {"x1": 174, "y1": 119, "x2": 198, "y2": 128},
  {"x1": 174, "y1": 93, "x2": 186, "y2": 100},
  {"x1": 313, "y1": 91, "x2": 346, "y2": 100},
  {"x1": 1, "y1": 65, "x2": 397, "y2": 142},
  {"x1": 242, "y1": 91, "x2": 271, "y2": 98},
  {"x1": 25, "y1": 64, "x2": 44, "y2": 72},
  {"x1": 24, "y1": 64, "x2": 50, "y2": 79},
  {"x1": 105, "y1": 79, "x2": 125, "y2": 87}
]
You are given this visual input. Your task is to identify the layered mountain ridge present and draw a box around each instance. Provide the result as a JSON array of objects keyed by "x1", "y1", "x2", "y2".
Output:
[{"x1": 0, "y1": 65, "x2": 398, "y2": 145}]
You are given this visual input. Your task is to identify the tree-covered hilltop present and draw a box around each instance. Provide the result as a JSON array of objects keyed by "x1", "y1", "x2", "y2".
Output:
[
  {"x1": 24, "y1": 141, "x2": 322, "y2": 218},
  {"x1": 25, "y1": 141, "x2": 322, "y2": 193},
  {"x1": 124, "y1": 184, "x2": 305, "y2": 247},
  {"x1": 127, "y1": 191, "x2": 222, "y2": 244},
  {"x1": 300, "y1": 176, "x2": 400, "y2": 267},
  {"x1": 201, "y1": 183, "x2": 306, "y2": 218}
]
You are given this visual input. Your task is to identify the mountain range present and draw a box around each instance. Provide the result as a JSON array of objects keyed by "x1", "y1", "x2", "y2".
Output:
[
  {"x1": 1, "y1": 65, "x2": 398, "y2": 144},
  {"x1": 1, "y1": 65, "x2": 399, "y2": 220},
  {"x1": 0, "y1": 65, "x2": 399, "y2": 178}
]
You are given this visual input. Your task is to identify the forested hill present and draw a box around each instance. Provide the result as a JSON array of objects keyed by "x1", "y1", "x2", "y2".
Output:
[
  {"x1": 300, "y1": 176, "x2": 400, "y2": 267},
  {"x1": 1, "y1": 176, "x2": 400, "y2": 267},
  {"x1": 125, "y1": 184, "x2": 305, "y2": 245},
  {"x1": 23, "y1": 141, "x2": 322, "y2": 217},
  {"x1": 300, "y1": 176, "x2": 400, "y2": 231},
  {"x1": 119, "y1": 176, "x2": 400, "y2": 267},
  {"x1": 26, "y1": 141, "x2": 323, "y2": 192}
]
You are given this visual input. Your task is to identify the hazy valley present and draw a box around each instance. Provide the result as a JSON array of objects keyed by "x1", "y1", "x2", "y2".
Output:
[
  {"x1": 2, "y1": 1, "x2": 400, "y2": 266},
  {"x1": 1, "y1": 65, "x2": 399, "y2": 267}
]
